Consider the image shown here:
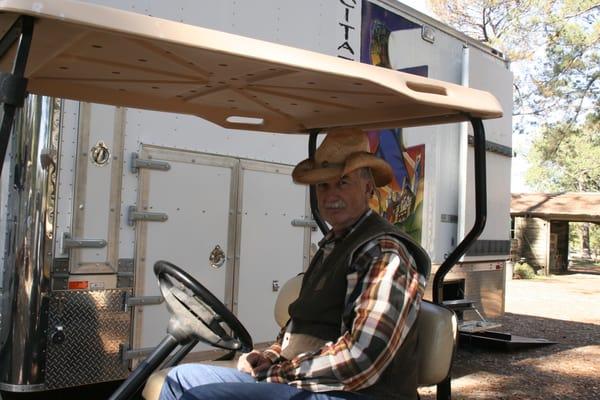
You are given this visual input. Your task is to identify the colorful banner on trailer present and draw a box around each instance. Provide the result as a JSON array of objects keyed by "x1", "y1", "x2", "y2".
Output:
[{"x1": 361, "y1": 0, "x2": 426, "y2": 243}]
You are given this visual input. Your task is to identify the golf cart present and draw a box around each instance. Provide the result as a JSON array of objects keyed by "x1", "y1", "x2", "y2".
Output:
[{"x1": 0, "y1": 1, "x2": 502, "y2": 399}]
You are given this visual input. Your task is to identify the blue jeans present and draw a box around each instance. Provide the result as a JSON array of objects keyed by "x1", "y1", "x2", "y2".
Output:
[{"x1": 159, "y1": 364, "x2": 370, "y2": 400}]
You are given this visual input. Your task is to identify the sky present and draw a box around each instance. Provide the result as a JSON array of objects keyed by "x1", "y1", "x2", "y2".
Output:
[{"x1": 511, "y1": 135, "x2": 533, "y2": 193}]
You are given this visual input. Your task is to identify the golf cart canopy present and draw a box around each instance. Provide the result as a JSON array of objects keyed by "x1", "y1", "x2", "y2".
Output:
[{"x1": 0, "y1": 0, "x2": 502, "y2": 133}]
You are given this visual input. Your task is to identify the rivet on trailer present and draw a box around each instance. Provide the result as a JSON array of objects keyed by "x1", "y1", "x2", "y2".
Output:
[{"x1": 0, "y1": 1, "x2": 505, "y2": 399}]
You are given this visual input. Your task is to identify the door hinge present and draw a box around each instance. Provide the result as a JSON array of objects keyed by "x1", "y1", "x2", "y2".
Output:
[
  {"x1": 125, "y1": 294, "x2": 164, "y2": 307},
  {"x1": 120, "y1": 344, "x2": 155, "y2": 362},
  {"x1": 130, "y1": 153, "x2": 170, "y2": 173},
  {"x1": 127, "y1": 206, "x2": 168, "y2": 226},
  {"x1": 117, "y1": 258, "x2": 134, "y2": 288}
]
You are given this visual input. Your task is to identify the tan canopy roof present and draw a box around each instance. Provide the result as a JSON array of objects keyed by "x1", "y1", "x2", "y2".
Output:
[
  {"x1": 511, "y1": 193, "x2": 600, "y2": 223},
  {"x1": 0, "y1": 0, "x2": 503, "y2": 133}
]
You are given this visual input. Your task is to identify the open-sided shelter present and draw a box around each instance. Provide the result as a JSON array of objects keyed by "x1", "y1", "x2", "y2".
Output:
[{"x1": 510, "y1": 192, "x2": 600, "y2": 274}]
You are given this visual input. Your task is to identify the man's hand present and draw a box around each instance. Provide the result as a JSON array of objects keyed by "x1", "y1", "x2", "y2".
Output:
[{"x1": 237, "y1": 350, "x2": 273, "y2": 376}]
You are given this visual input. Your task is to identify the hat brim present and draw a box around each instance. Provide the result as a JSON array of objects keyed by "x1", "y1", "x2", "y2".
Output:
[{"x1": 292, "y1": 152, "x2": 393, "y2": 187}]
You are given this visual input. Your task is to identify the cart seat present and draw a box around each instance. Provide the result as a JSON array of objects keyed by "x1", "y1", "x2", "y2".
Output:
[
  {"x1": 417, "y1": 301, "x2": 457, "y2": 386},
  {"x1": 142, "y1": 275, "x2": 456, "y2": 399}
]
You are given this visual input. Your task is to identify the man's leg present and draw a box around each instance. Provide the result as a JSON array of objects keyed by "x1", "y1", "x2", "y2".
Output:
[
  {"x1": 183, "y1": 382, "x2": 370, "y2": 400},
  {"x1": 160, "y1": 364, "x2": 255, "y2": 400}
]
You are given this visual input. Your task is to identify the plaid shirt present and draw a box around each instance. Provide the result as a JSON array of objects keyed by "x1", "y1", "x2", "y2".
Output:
[{"x1": 257, "y1": 210, "x2": 427, "y2": 392}]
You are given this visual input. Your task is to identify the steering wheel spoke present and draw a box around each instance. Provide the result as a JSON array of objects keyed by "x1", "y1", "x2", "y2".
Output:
[{"x1": 154, "y1": 260, "x2": 253, "y2": 353}]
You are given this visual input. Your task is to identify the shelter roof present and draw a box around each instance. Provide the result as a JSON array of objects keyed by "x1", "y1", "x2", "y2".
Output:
[
  {"x1": 511, "y1": 193, "x2": 600, "y2": 223},
  {"x1": 0, "y1": 0, "x2": 502, "y2": 134}
]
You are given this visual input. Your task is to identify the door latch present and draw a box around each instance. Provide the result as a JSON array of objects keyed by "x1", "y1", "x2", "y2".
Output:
[{"x1": 209, "y1": 245, "x2": 226, "y2": 269}]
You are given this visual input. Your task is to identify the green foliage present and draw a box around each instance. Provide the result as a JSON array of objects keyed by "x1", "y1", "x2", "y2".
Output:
[
  {"x1": 429, "y1": 0, "x2": 600, "y2": 193},
  {"x1": 591, "y1": 224, "x2": 600, "y2": 257},
  {"x1": 569, "y1": 222, "x2": 600, "y2": 257},
  {"x1": 533, "y1": 2, "x2": 600, "y2": 125},
  {"x1": 569, "y1": 222, "x2": 581, "y2": 249},
  {"x1": 525, "y1": 116, "x2": 600, "y2": 191},
  {"x1": 513, "y1": 262, "x2": 536, "y2": 279}
]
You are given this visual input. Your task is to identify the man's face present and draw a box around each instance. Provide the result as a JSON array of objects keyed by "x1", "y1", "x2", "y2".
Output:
[{"x1": 316, "y1": 169, "x2": 373, "y2": 235}]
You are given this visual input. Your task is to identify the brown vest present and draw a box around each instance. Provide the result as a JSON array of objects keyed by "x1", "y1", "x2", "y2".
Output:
[{"x1": 288, "y1": 212, "x2": 430, "y2": 400}]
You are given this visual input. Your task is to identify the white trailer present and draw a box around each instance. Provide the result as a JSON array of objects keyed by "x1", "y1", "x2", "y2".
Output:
[{"x1": 0, "y1": 0, "x2": 512, "y2": 395}]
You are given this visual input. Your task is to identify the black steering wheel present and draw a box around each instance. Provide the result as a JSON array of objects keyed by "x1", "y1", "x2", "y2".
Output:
[
  {"x1": 109, "y1": 261, "x2": 253, "y2": 400},
  {"x1": 154, "y1": 260, "x2": 253, "y2": 353}
]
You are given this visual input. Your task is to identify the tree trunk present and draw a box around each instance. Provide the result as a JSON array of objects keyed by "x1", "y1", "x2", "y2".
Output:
[{"x1": 581, "y1": 222, "x2": 591, "y2": 259}]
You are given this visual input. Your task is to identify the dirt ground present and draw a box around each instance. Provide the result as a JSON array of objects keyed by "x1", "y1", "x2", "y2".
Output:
[{"x1": 419, "y1": 263, "x2": 600, "y2": 400}]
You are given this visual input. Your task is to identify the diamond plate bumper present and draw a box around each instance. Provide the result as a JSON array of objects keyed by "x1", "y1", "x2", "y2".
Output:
[{"x1": 45, "y1": 289, "x2": 132, "y2": 389}]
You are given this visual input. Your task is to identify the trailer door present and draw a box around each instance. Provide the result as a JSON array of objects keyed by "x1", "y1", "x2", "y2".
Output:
[
  {"x1": 234, "y1": 160, "x2": 308, "y2": 344},
  {"x1": 132, "y1": 145, "x2": 238, "y2": 352}
]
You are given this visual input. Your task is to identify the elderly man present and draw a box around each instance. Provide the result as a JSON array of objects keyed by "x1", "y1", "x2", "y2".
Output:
[{"x1": 160, "y1": 128, "x2": 430, "y2": 400}]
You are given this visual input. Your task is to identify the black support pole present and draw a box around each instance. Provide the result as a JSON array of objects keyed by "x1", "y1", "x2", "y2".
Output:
[
  {"x1": 432, "y1": 117, "x2": 487, "y2": 305},
  {"x1": 109, "y1": 334, "x2": 179, "y2": 400},
  {"x1": 160, "y1": 338, "x2": 201, "y2": 369},
  {"x1": 0, "y1": 16, "x2": 34, "y2": 176},
  {"x1": 432, "y1": 117, "x2": 487, "y2": 400},
  {"x1": 437, "y1": 377, "x2": 452, "y2": 400},
  {"x1": 308, "y1": 130, "x2": 329, "y2": 235},
  {"x1": 0, "y1": 18, "x2": 27, "y2": 58}
]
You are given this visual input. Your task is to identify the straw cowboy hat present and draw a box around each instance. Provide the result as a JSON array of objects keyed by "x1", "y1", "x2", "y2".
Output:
[{"x1": 292, "y1": 128, "x2": 393, "y2": 187}]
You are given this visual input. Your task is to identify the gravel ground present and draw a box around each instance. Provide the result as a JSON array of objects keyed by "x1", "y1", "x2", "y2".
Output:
[{"x1": 419, "y1": 264, "x2": 600, "y2": 400}]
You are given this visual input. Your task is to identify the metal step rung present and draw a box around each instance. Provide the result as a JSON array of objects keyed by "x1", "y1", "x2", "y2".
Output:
[
  {"x1": 459, "y1": 320, "x2": 502, "y2": 333},
  {"x1": 442, "y1": 299, "x2": 476, "y2": 310},
  {"x1": 459, "y1": 330, "x2": 556, "y2": 351}
]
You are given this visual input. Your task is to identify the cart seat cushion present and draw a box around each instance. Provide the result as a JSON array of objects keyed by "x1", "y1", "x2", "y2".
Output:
[
  {"x1": 143, "y1": 367, "x2": 170, "y2": 400},
  {"x1": 273, "y1": 274, "x2": 303, "y2": 328},
  {"x1": 417, "y1": 301, "x2": 457, "y2": 386}
]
